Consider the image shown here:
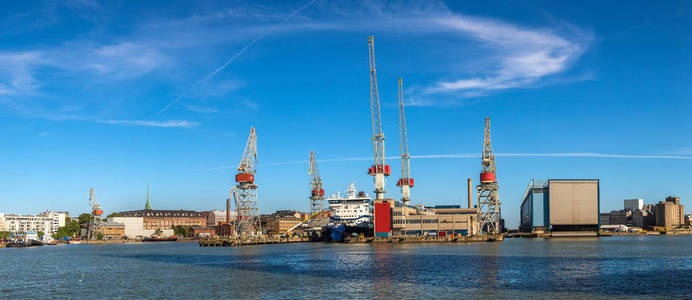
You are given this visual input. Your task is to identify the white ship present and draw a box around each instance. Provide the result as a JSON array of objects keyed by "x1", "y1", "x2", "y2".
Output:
[{"x1": 327, "y1": 183, "x2": 373, "y2": 228}]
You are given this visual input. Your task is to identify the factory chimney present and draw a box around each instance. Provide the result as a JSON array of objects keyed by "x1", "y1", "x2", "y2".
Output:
[
  {"x1": 226, "y1": 198, "x2": 231, "y2": 224},
  {"x1": 467, "y1": 178, "x2": 473, "y2": 209}
]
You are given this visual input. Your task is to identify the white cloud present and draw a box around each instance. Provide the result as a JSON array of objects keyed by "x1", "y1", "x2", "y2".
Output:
[
  {"x1": 185, "y1": 104, "x2": 219, "y2": 113},
  {"x1": 223, "y1": 152, "x2": 692, "y2": 169},
  {"x1": 99, "y1": 119, "x2": 198, "y2": 128},
  {"x1": 422, "y1": 15, "x2": 590, "y2": 94}
]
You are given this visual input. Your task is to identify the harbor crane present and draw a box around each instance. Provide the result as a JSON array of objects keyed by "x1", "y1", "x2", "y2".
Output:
[
  {"x1": 396, "y1": 78, "x2": 413, "y2": 207},
  {"x1": 90, "y1": 188, "x2": 103, "y2": 219},
  {"x1": 308, "y1": 151, "x2": 326, "y2": 226},
  {"x1": 477, "y1": 117, "x2": 501, "y2": 234},
  {"x1": 233, "y1": 127, "x2": 261, "y2": 237},
  {"x1": 367, "y1": 36, "x2": 390, "y2": 200},
  {"x1": 88, "y1": 188, "x2": 105, "y2": 240}
]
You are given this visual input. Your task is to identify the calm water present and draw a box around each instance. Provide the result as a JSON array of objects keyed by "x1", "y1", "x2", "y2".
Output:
[{"x1": 2, "y1": 236, "x2": 692, "y2": 299}]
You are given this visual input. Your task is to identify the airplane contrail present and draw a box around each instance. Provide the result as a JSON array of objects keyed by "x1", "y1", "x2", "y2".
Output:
[
  {"x1": 207, "y1": 152, "x2": 692, "y2": 170},
  {"x1": 157, "y1": 0, "x2": 318, "y2": 117}
]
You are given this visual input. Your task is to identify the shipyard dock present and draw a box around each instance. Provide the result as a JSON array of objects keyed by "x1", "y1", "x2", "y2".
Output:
[{"x1": 199, "y1": 235, "x2": 502, "y2": 247}]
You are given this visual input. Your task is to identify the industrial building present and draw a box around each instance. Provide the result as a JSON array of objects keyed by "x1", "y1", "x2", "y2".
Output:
[
  {"x1": 261, "y1": 210, "x2": 306, "y2": 235},
  {"x1": 119, "y1": 209, "x2": 208, "y2": 230},
  {"x1": 624, "y1": 199, "x2": 644, "y2": 211},
  {"x1": 189, "y1": 227, "x2": 216, "y2": 238},
  {"x1": 520, "y1": 179, "x2": 600, "y2": 235},
  {"x1": 108, "y1": 216, "x2": 174, "y2": 238},
  {"x1": 207, "y1": 210, "x2": 236, "y2": 227},
  {"x1": 375, "y1": 199, "x2": 478, "y2": 237},
  {"x1": 102, "y1": 222, "x2": 126, "y2": 239},
  {"x1": 654, "y1": 196, "x2": 685, "y2": 228}
]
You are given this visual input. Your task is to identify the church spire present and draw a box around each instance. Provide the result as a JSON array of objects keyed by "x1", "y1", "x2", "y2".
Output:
[{"x1": 145, "y1": 184, "x2": 152, "y2": 210}]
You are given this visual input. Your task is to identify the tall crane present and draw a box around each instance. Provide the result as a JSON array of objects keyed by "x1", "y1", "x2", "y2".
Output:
[
  {"x1": 88, "y1": 188, "x2": 104, "y2": 240},
  {"x1": 89, "y1": 188, "x2": 103, "y2": 219},
  {"x1": 308, "y1": 151, "x2": 325, "y2": 223},
  {"x1": 233, "y1": 127, "x2": 261, "y2": 237},
  {"x1": 396, "y1": 77, "x2": 413, "y2": 206},
  {"x1": 477, "y1": 117, "x2": 501, "y2": 234},
  {"x1": 367, "y1": 36, "x2": 390, "y2": 200}
]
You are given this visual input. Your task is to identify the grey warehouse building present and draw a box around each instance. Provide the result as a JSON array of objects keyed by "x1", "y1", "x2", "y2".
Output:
[{"x1": 521, "y1": 179, "x2": 600, "y2": 236}]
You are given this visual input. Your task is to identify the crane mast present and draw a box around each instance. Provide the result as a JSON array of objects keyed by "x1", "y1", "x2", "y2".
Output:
[
  {"x1": 308, "y1": 151, "x2": 325, "y2": 226},
  {"x1": 367, "y1": 36, "x2": 390, "y2": 200},
  {"x1": 233, "y1": 127, "x2": 261, "y2": 237},
  {"x1": 88, "y1": 188, "x2": 104, "y2": 240},
  {"x1": 396, "y1": 77, "x2": 413, "y2": 206},
  {"x1": 477, "y1": 117, "x2": 501, "y2": 234}
]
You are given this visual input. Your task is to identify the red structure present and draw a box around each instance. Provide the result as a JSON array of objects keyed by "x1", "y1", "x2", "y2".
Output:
[
  {"x1": 374, "y1": 202, "x2": 391, "y2": 237},
  {"x1": 480, "y1": 172, "x2": 496, "y2": 183}
]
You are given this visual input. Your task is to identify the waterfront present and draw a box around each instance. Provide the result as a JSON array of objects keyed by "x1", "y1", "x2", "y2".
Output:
[{"x1": 2, "y1": 236, "x2": 692, "y2": 299}]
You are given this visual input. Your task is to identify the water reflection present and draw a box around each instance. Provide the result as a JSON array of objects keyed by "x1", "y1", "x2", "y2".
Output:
[{"x1": 3, "y1": 237, "x2": 692, "y2": 298}]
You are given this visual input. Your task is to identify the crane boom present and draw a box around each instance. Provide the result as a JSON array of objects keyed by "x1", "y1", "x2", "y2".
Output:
[
  {"x1": 308, "y1": 151, "x2": 325, "y2": 217},
  {"x1": 89, "y1": 188, "x2": 103, "y2": 217},
  {"x1": 367, "y1": 36, "x2": 390, "y2": 200},
  {"x1": 396, "y1": 77, "x2": 413, "y2": 206},
  {"x1": 237, "y1": 127, "x2": 257, "y2": 175}
]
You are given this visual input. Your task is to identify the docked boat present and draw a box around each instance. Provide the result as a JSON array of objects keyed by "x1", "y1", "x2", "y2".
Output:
[{"x1": 327, "y1": 183, "x2": 373, "y2": 241}]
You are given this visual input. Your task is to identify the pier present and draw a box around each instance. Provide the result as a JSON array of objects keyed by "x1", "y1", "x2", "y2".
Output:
[
  {"x1": 199, "y1": 235, "x2": 501, "y2": 247},
  {"x1": 199, "y1": 236, "x2": 310, "y2": 247}
]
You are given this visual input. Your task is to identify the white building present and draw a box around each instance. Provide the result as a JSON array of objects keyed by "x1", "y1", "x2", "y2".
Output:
[
  {"x1": 39, "y1": 211, "x2": 69, "y2": 234},
  {"x1": 108, "y1": 216, "x2": 173, "y2": 238},
  {"x1": 0, "y1": 213, "x2": 6, "y2": 231},
  {"x1": 624, "y1": 199, "x2": 644, "y2": 211},
  {"x1": 4, "y1": 214, "x2": 53, "y2": 234}
]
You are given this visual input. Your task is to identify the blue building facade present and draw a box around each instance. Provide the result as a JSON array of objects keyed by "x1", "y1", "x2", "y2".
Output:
[{"x1": 520, "y1": 180, "x2": 549, "y2": 232}]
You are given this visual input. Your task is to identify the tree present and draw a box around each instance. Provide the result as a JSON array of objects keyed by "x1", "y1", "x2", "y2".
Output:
[
  {"x1": 106, "y1": 212, "x2": 121, "y2": 219},
  {"x1": 0, "y1": 231, "x2": 10, "y2": 240},
  {"x1": 37, "y1": 231, "x2": 44, "y2": 239},
  {"x1": 53, "y1": 219, "x2": 81, "y2": 239},
  {"x1": 96, "y1": 233, "x2": 103, "y2": 240},
  {"x1": 154, "y1": 229, "x2": 163, "y2": 236},
  {"x1": 78, "y1": 213, "x2": 92, "y2": 226},
  {"x1": 173, "y1": 226, "x2": 189, "y2": 238}
]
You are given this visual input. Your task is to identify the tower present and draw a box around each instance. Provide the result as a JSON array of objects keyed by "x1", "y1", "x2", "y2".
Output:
[
  {"x1": 396, "y1": 77, "x2": 414, "y2": 206},
  {"x1": 366, "y1": 36, "x2": 390, "y2": 200},
  {"x1": 233, "y1": 127, "x2": 261, "y2": 237},
  {"x1": 477, "y1": 117, "x2": 501, "y2": 234},
  {"x1": 145, "y1": 184, "x2": 152, "y2": 210}
]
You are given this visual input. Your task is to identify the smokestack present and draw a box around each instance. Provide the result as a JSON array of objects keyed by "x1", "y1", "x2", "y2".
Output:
[
  {"x1": 226, "y1": 198, "x2": 231, "y2": 224},
  {"x1": 467, "y1": 178, "x2": 472, "y2": 209}
]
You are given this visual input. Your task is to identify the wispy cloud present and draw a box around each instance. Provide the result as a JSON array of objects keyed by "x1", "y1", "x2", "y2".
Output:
[
  {"x1": 185, "y1": 104, "x2": 219, "y2": 113},
  {"x1": 98, "y1": 119, "x2": 198, "y2": 128},
  {"x1": 156, "y1": 0, "x2": 317, "y2": 116},
  {"x1": 207, "y1": 152, "x2": 692, "y2": 170},
  {"x1": 423, "y1": 15, "x2": 591, "y2": 95}
]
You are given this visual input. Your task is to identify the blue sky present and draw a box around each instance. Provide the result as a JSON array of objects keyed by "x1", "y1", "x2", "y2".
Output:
[{"x1": 0, "y1": 0, "x2": 690, "y2": 227}]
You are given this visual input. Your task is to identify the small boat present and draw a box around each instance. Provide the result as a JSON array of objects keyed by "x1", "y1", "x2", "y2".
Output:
[
  {"x1": 5, "y1": 242, "x2": 28, "y2": 248},
  {"x1": 67, "y1": 239, "x2": 82, "y2": 245}
]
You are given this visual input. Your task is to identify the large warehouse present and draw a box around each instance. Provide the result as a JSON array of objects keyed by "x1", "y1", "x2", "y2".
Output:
[{"x1": 520, "y1": 179, "x2": 600, "y2": 236}]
